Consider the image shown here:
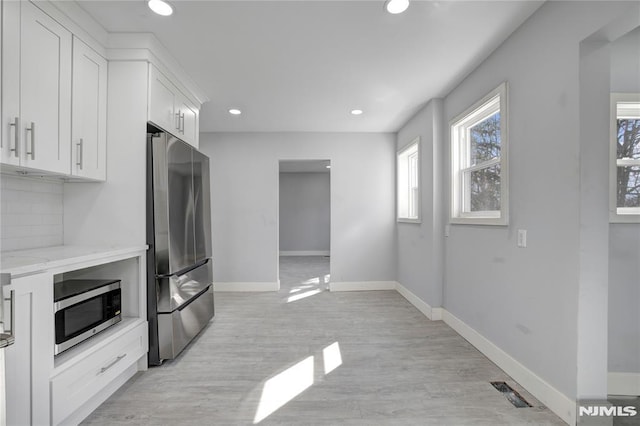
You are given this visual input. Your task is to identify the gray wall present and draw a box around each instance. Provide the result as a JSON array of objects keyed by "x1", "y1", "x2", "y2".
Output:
[
  {"x1": 396, "y1": 99, "x2": 444, "y2": 307},
  {"x1": 609, "y1": 27, "x2": 640, "y2": 375},
  {"x1": 199, "y1": 132, "x2": 395, "y2": 286},
  {"x1": 441, "y1": 1, "x2": 635, "y2": 399},
  {"x1": 279, "y1": 172, "x2": 330, "y2": 254}
]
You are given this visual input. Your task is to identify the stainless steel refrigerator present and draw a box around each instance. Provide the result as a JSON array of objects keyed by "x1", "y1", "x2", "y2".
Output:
[{"x1": 146, "y1": 127, "x2": 214, "y2": 365}]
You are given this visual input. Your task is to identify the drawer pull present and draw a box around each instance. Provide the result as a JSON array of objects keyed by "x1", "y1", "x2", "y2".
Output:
[{"x1": 98, "y1": 354, "x2": 126, "y2": 375}]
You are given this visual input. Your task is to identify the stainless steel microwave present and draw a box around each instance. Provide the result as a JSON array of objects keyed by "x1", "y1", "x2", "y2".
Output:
[{"x1": 54, "y1": 279, "x2": 121, "y2": 355}]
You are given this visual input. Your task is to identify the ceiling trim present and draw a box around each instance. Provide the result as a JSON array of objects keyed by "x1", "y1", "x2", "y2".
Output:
[{"x1": 107, "y1": 33, "x2": 210, "y2": 106}]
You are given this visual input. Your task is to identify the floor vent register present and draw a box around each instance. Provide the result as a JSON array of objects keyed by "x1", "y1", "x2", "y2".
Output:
[{"x1": 491, "y1": 381, "x2": 533, "y2": 408}]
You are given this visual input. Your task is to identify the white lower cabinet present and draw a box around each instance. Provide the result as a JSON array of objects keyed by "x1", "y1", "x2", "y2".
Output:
[
  {"x1": 50, "y1": 320, "x2": 148, "y2": 425},
  {"x1": 1, "y1": 247, "x2": 148, "y2": 425},
  {"x1": 4, "y1": 272, "x2": 53, "y2": 426}
]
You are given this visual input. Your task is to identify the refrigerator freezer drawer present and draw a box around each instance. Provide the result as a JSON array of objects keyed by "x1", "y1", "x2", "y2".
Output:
[
  {"x1": 157, "y1": 285, "x2": 214, "y2": 360},
  {"x1": 156, "y1": 259, "x2": 213, "y2": 313}
]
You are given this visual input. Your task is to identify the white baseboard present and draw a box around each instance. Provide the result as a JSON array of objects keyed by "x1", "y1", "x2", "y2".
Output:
[
  {"x1": 609, "y1": 372, "x2": 640, "y2": 396},
  {"x1": 395, "y1": 282, "x2": 443, "y2": 320},
  {"x1": 329, "y1": 281, "x2": 397, "y2": 292},
  {"x1": 214, "y1": 282, "x2": 280, "y2": 292},
  {"x1": 441, "y1": 310, "x2": 575, "y2": 425},
  {"x1": 279, "y1": 251, "x2": 330, "y2": 256}
]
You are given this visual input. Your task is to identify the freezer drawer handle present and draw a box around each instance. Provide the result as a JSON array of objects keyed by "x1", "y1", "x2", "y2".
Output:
[{"x1": 98, "y1": 354, "x2": 127, "y2": 375}]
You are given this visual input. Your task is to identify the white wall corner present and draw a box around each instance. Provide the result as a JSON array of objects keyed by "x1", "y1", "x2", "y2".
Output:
[
  {"x1": 395, "y1": 282, "x2": 442, "y2": 321},
  {"x1": 608, "y1": 372, "x2": 640, "y2": 396},
  {"x1": 441, "y1": 310, "x2": 576, "y2": 426},
  {"x1": 213, "y1": 282, "x2": 280, "y2": 292},
  {"x1": 329, "y1": 281, "x2": 397, "y2": 292}
]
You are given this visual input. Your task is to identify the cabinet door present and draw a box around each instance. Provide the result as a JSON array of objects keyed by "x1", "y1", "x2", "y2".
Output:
[
  {"x1": 1, "y1": 0, "x2": 21, "y2": 166},
  {"x1": 4, "y1": 273, "x2": 53, "y2": 426},
  {"x1": 148, "y1": 65, "x2": 177, "y2": 134},
  {"x1": 72, "y1": 36, "x2": 107, "y2": 181},
  {"x1": 20, "y1": 1, "x2": 72, "y2": 174},
  {"x1": 176, "y1": 96, "x2": 199, "y2": 148}
]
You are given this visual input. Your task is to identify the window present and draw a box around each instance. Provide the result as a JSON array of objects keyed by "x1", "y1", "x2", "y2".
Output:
[
  {"x1": 450, "y1": 82, "x2": 508, "y2": 225},
  {"x1": 610, "y1": 93, "x2": 640, "y2": 223},
  {"x1": 397, "y1": 138, "x2": 420, "y2": 222}
]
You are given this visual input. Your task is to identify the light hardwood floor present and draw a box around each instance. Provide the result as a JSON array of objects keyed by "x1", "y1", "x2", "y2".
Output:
[{"x1": 82, "y1": 256, "x2": 565, "y2": 425}]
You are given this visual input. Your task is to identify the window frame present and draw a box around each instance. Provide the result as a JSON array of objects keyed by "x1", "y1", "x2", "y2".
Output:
[
  {"x1": 450, "y1": 82, "x2": 509, "y2": 226},
  {"x1": 397, "y1": 137, "x2": 421, "y2": 223},
  {"x1": 610, "y1": 92, "x2": 640, "y2": 223}
]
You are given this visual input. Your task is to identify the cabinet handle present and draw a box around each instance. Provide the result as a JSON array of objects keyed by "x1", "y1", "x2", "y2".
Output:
[
  {"x1": 0, "y1": 273, "x2": 15, "y2": 348},
  {"x1": 175, "y1": 111, "x2": 181, "y2": 130},
  {"x1": 76, "y1": 139, "x2": 83, "y2": 170},
  {"x1": 26, "y1": 122, "x2": 35, "y2": 160},
  {"x1": 9, "y1": 117, "x2": 19, "y2": 157},
  {"x1": 180, "y1": 112, "x2": 185, "y2": 134},
  {"x1": 98, "y1": 354, "x2": 126, "y2": 375}
]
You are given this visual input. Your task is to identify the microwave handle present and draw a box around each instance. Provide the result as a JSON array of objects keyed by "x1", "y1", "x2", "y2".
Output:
[{"x1": 0, "y1": 273, "x2": 15, "y2": 348}]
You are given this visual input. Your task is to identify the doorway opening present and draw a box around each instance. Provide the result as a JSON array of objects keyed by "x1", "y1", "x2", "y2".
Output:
[{"x1": 278, "y1": 160, "x2": 331, "y2": 301}]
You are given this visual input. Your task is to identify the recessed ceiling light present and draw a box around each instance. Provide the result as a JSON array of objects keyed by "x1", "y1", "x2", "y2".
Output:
[
  {"x1": 229, "y1": 109, "x2": 242, "y2": 115},
  {"x1": 148, "y1": 0, "x2": 173, "y2": 16},
  {"x1": 325, "y1": 165, "x2": 331, "y2": 169},
  {"x1": 350, "y1": 109, "x2": 363, "y2": 116},
  {"x1": 384, "y1": 0, "x2": 409, "y2": 14}
]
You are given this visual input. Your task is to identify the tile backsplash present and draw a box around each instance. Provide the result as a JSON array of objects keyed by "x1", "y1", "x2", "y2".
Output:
[{"x1": 1, "y1": 175, "x2": 63, "y2": 251}]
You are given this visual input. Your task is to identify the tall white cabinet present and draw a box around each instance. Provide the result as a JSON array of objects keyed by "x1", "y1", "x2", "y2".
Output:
[{"x1": 1, "y1": 1, "x2": 206, "y2": 424}]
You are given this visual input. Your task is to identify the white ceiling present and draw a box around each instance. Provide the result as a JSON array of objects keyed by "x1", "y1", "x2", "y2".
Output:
[{"x1": 76, "y1": 0, "x2": 543, "y2": 133}]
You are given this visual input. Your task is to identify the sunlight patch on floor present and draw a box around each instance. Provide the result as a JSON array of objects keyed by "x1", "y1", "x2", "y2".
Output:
[
  {"x1": 253, "y1": 342, "x2": 343, "y2": 423},
  {"x1": 253, "y1": 356, "x2": 315, "y2": 424},
  {"x1": 287, "y1": 289, "x2": 322, "y2": 303},
  {"x1": 323, "y1": 342, "x2": 342, "y2": 375},
  {"x1": 285, "y1": 275, "x2": 327, "y2": 303}
]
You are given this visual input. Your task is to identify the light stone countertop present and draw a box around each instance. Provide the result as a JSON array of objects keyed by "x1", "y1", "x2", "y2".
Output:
[{"x1": 0, "y1": 245, "x2": 148, "y2": 277}]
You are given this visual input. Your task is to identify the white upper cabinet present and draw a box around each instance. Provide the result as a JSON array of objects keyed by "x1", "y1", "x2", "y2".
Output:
[
  {"x1": 71, "y1": 36, "x2": 107, "y2": 181},
  {"x1": 1, "y1": 1, "x2": 73, "y2": 174},
  {"x1": 148, "y1": 65, "x2": 176, "y2": 134},
  {"x1": 177, "y1": 96, "x2": 199, "y2": 148},
  {"x1": 148, "y1": 64, "x2": 199, "y2": 147},
  {"x1": 1, "y1": 0, "x2": 20, "y2": 167}
]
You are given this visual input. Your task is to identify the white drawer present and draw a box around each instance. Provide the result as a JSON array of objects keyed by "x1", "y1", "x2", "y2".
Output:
[{"x1": 50, "y1": 322, "x2": 148, "y2": 425}]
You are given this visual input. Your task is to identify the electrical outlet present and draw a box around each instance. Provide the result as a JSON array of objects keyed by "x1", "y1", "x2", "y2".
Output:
[{"x1": 517, "y1": 229, "x2": 527, "y2": 248}]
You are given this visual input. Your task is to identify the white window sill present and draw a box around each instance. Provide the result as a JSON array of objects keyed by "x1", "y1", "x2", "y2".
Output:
[
  {"x1": 450, "y1": 216, "x2": 508, "y2": 226},
  {"x1": 398, "y1": 218, "x2": 422, "y2": 224},
  {"x1": 609, "y1": 211, "x2": 640, "y2": 224}
]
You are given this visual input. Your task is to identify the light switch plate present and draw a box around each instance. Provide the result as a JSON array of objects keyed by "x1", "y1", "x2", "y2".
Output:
[{"x1": 517, "y1": 229, "x2": 527, "y2": 248}]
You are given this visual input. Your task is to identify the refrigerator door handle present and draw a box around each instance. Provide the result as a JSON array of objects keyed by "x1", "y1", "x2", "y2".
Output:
[{"x1": 0, "y1": 274, "x2": 15, "y2": 348}]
